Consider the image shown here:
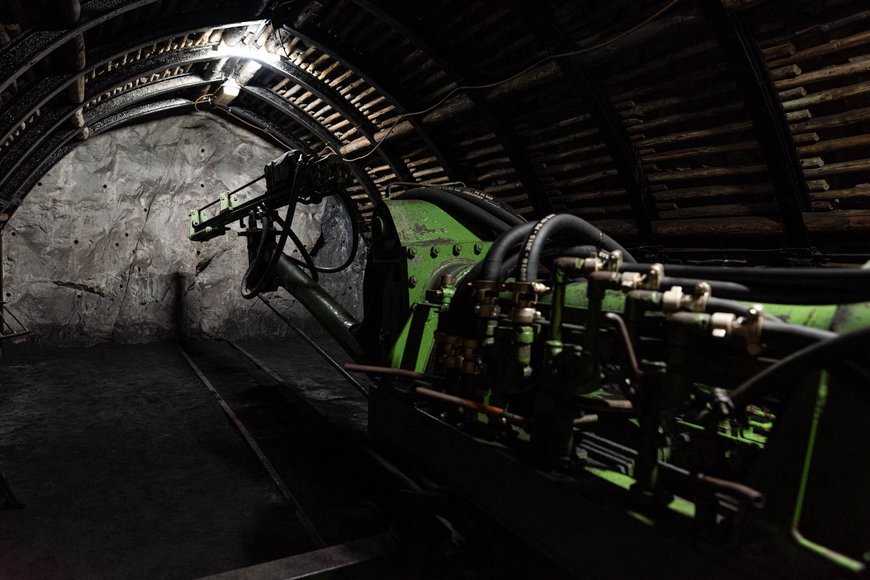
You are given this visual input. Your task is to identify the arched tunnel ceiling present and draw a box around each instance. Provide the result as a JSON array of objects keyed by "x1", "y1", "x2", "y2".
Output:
[{"x1": 1, "y1": 0, "x2": 870, "y2": 265}]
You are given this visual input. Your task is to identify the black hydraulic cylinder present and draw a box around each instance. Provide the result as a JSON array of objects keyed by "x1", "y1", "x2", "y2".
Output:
[{"x1": 274, "y1": 254, "x2": 367, "y2": 362}]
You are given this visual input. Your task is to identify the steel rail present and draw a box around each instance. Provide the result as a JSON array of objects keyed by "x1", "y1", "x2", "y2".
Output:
[{"x1": 178, "y1": 345, "x2": 327, "y2": 549}]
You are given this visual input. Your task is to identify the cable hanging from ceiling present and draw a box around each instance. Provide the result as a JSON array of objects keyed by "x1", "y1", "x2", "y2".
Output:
[{"x1": 337, "y1": 0, "x2": 682, "y2": 163}]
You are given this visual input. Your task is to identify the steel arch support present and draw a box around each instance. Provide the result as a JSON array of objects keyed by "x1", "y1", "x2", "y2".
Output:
[
  {"x1": 507, "y1": 1, "x2": 657, "y2": 245},
  {"x1": 347, "y1": 0, "x2": 553, "y2": 215},
  {"x1": 269, "y1": 17, "x2": 464, "y2": 184},
  {"x1": 240, "y1": 86, "x2": 381, "y2": 202},
  {"x1": 701, "y1": 0, "x2": 810, "y2": 250}
]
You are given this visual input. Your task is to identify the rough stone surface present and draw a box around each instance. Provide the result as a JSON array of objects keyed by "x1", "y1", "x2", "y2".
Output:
[{"x1": 3, "y1": 114, "x2": 365, "y2": 346}]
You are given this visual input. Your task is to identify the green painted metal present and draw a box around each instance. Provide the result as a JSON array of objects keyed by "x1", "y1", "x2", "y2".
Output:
[
  {"x1": 788, "y1": 375, "x2": 865, "y2": 572},
  {"x1": 383, "y1": 199, "x2": 490, "y2": 309},
  {"x1": 219, "y1": 191, "x2": 239, "y2": 213},
  {"x1": 188, "y1": 207, "x2": 223, "y2": 241},
  {"x1": 539, "y1": 283, "x2": 626, "y2": 313},
  {"x1": 763, "y1": 304, "x2": 838, "y2": 330},
  {"x1": 539, "y1": 281, "x2": 869, "y2": 334},
  {"x1": 388, "y1": 302, "x2": 440, "y2": 372},
  {"x1": 832, "y1": 301, "x2": 870, "y2": 333},
  {"x1": 377, "y1": 200, "x2": 489, "y2": 371},
  {"x1": 368, "y1": 386, "x2": 751, "y2": 578}
]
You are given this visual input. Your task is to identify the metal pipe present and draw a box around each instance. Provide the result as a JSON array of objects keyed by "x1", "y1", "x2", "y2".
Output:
[
  {"x1": 414, "y1": 385, "x2": 527, "y2": 426},
  {"x1": 550, "y1": 258, "x2": 570, "y2": 343},
  {"x1": 696, "y1": 473, "x2": 766, "y2": 509},
  {"x1": 344, "y1": 361, "x2": 528, "y2": 424},
  {"x1": 604, "y1": 312, "x2": 644, "y2": 391},
  {"x1": 344, "y1": 363, "x2": 427, "y2": 381}
]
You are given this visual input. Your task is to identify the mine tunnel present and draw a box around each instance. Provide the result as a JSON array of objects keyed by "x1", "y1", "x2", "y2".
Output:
[{"x1": 1, "y1": 0, "x2": 869, "y2": 578}]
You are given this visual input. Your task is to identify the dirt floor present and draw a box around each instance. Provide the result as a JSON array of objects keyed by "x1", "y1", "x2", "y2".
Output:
[{"x1": 0, "y1": 336, "x2": 378, "y2": 579}]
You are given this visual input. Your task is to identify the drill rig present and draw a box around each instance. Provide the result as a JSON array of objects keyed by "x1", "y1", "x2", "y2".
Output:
[{"x1": 190, "y1": 150, "x2": 870, "y2": 578}]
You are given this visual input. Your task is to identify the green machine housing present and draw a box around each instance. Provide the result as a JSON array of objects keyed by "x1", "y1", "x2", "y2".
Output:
[
  {"x1": 358, "y1": 198, "x2": 870, "y2": 578},
  {"x1": 188, "y1": 157, "x2": 870, "y2": 578}
]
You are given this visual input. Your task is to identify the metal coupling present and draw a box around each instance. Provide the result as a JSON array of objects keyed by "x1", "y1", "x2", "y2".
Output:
[
  {"x1": 710, "y1": 304, "x2": 765, "y2": 355},
  {"x1": 643, "y1": 263, "x2": 664, "y2": 290},
  {"x1": 619, "y1": 272, "x2": 645, "y2": 291},
  {"x1": 614, "y1": 264, "x2": 663, "y2": 292},
  {"x1": 513, "y1": 307, "x2": 538, "y2": 325},
  {"x1": 475, "y1": 301, "x2": 501, "y2": 318},
  {"x1": 604, "y1": 250, "x2": 624, "y2": 272},
  {"x1": 662, "y1": 282, "x2": 711, "y2": 314},
  {"x1": 574, "y1": 249, "x2": 624, "y2": 275},
  {"x1": 443, "y1": 334, "x2": 463, "y2": 369},
  {"x1": 508, "y1": 281, "x2": 548, "y2": 311},
  {"x1": 471, "y1": 280, "x2": 502, "y2": 319},
  {"x1": 461, "y1": 338, "x2": 480, "y2": 375}
]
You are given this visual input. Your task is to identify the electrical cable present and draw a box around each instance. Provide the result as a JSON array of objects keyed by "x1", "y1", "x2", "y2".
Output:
[
  {"x1": 341, "y1": 0, "x2": 682, "y2": 162},
  {"x1": 193, "y1": 92, "x2": 215, "y2": 112}
]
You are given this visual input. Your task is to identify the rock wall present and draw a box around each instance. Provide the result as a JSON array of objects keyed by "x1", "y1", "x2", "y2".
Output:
[{"x1": 3, "y1": 113, "x2": 365, "y2": 346}]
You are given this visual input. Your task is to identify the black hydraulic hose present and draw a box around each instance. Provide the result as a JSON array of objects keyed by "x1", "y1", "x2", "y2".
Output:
[
  {"x1": 244, "y1": 182, "x2": 359, "y2": 297},
  {"x1": 621, "y1": 263, "x2": 870, "y2": 304},
  {"x1": 241, "y1": 167, "x2": 302, "y2": 299},
  {"x1": 762, "y1": 322, "x2": 837, "y2": 346},
  {"x1": 480, "y1": 222, "x2": 536, "y2": 280},
  {"x1": 628, "y1": 263, "x2": 870, "y2": 285},
  {"x1": 397, "y1": 188, "x2": 510, "y2": 238},
  {"x1": 500, "y1": 245, "x2": 599, "y2": 280},
  {"x1": 663, "y1": 277, "x2": 752, "y2": 299},
  {"x1": 706, "y1": 297, "x2": 782, "y2": 322},
  {"x1": 520, "y1": 214, "x2": 636, "y2": 282},
  {"x1": 284, "y1": 224, "x2": 320, "y2": 282},
  {"x1": 428, "y1": 186, "x2": 526, "y2": 227},
  {"x1": 240, "y1": 211, "x2": 275, "y2": 299},
  {"x1": 730, "y1": 326, "x2": 870, "y2": 408},
  {"x1": 297, "y1": 188, "x2": 360, "y2": 274}
]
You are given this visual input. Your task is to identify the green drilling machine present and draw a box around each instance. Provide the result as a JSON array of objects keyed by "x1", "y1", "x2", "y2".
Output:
[{"x1": 190, "y1": 150, "x2": 870, "y2": 578}]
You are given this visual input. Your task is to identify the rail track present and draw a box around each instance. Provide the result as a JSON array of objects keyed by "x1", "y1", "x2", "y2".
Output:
[
  {"x1": 175, "y1": 338, "x2": 412, "y2": 560},
  {"x1": 176, "y1": 337, "x2": 570, "y2": 579}
]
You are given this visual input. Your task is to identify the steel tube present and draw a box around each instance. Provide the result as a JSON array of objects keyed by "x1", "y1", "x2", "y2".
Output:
[{"x1": 274, "y1": 254, "x2": 367, "y2": 362}]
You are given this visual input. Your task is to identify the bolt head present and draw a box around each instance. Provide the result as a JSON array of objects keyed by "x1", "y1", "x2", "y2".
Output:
[
  {"x1": 452, "y1": 244, "x2": 462, "y2": 256},
  {"x1": 408, "y1": 276, "x2": 418, "y2": 288},
  {"x1": 430, "y1": 246, "x2": 439, "y2": 257}
]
